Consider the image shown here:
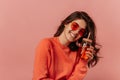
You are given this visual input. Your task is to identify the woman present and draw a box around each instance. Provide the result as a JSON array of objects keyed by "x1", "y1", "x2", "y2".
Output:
[{"x1": 33, "y1": 11, "x2": 100, "y2": 80}]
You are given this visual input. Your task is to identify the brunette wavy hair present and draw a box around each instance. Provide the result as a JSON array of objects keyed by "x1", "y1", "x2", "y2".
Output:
[{"x1": 54, "y1": 11, "x2": 101, "y2": 68}]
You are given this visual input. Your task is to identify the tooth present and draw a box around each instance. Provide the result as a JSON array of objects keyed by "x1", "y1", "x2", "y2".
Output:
[{"x1": 71, "y1": 33, "x2": 75, "y2": 38}]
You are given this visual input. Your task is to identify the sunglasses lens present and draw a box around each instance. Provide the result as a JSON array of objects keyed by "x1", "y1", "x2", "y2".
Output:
[
  {"x1": 71, "y1": 22, "x2": 79, "y2": 31},
  {"x1": 79, "y1": 29, "x2": 85, "y2": 36},
  {"x1": 71, "y1": 22, "x2": 85, "y2": 36}
]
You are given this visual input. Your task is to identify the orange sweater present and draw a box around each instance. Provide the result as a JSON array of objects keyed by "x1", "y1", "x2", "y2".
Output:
[{"x1": 33, "y1": 37, "x2": 88, "y2": 80}]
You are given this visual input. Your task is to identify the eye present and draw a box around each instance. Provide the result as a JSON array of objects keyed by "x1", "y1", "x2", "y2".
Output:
[
  {"x1": 71, "y1": 22, "x2": 79, "y2": 31},
  {"x1": 79, "y1": 29, "x2": 85, "y2": 36}
]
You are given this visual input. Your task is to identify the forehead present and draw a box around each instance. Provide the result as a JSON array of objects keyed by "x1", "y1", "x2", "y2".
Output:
[{"x1": 71, "y1": 19, "x2": 86, "y2": 29}]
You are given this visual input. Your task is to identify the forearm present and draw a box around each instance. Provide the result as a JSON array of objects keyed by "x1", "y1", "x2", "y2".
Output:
[
  {"x1": 33, "y1": 39, "x2": 53, "y2": 80},
  {"x1": 32, "y1": 77, "x2": 54, "y2": 80},
  {"x1": 67, "y1": 59, "x2": 88, "y2": 80}
]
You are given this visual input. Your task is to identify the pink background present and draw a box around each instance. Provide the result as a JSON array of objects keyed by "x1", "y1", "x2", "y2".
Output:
[{"x1": 0, "y1": 0, "x2": 120, "y2": 80}]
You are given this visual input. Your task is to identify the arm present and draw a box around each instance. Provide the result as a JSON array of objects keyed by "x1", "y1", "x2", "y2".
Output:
[
  {"x1": 67, "y1": 59, "x2": 88, "y2": 80},
  {"x1": 32, "y1": 39, "x2": 54, "y2": 80}
]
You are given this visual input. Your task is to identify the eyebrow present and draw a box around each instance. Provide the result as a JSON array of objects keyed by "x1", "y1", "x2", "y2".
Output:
[{"x1": 78, "y1": 24, "x2": 86, "y2": 30}]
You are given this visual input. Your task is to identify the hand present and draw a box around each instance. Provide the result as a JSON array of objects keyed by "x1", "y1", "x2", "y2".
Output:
[
  {"x1": 83, "y1": 38, "x2": 95, "y2": 61},
  {"x1": 85, "y1": 45, "x2": 94, "y2": 61},
  {"x1": 76, "y1": 38, "x2": 95, "y2": 61}
]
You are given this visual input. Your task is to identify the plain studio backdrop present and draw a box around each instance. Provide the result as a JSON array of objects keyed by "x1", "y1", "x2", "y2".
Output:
[{"x1": 0, "y1": 0, "x2": 120, "y2": 80}]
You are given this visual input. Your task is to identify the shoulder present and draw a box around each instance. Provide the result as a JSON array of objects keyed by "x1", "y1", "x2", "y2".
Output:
[
  {"x1": 37, "y1": 37, "x2": 55, "y2": 47},
  {"x1": 40, "y1": 37, "x2": 54, "y2": 43}
]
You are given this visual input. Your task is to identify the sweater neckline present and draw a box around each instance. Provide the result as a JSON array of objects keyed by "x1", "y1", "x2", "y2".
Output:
[{"x1": 54, "y1": 37, "x2": 70, "y2": 50}]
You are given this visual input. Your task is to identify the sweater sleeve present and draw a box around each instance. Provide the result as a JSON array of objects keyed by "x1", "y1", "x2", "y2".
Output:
[
  {"x1": 67, "y1": 59, "x2": 88, "y2": 80},
  {"x1": 32, "y1": 39, "x2": 54, "y2": 80}
]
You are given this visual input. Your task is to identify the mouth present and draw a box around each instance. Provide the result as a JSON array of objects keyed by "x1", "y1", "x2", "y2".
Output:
[{"x1": 69, "y1": 31, "x2": 76, "y2": 39}]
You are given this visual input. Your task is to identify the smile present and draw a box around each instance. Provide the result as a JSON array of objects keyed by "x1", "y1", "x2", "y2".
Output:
[{"x1": 70, "y1": 31, "x2": 76, "y2": 39}]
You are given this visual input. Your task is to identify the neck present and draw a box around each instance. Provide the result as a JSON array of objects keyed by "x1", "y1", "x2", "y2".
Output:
[{"x1": 58, "y1": 32, "x2": 70, "y2": 46}]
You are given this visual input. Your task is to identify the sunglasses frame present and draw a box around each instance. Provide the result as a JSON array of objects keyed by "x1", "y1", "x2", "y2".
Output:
[{"x1": 71, "y1": 22, "x2": 86, "y2": 36}]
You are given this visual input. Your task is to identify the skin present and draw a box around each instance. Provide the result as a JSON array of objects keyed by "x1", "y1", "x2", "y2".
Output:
[{"x1": 58, "y1": 19, "x2": 94, "y2": 61}]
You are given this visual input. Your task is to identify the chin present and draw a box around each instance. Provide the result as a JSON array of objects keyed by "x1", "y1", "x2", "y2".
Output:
[{"x1": 67, "y1": 38, "x2": 76, "y2": 42}]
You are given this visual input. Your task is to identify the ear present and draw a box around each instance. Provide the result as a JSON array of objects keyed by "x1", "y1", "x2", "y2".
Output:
[
  {"x1": 63, "y1": 24, "x2": 67, "y2": 29},
  {"x1": 64, "y1": 24, "x2": 67, "y2": 27}
]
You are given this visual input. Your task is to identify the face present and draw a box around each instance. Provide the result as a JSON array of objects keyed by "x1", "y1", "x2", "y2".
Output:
[{"x1": 63, "y1": 19, "x2": 86, "y2": 42}]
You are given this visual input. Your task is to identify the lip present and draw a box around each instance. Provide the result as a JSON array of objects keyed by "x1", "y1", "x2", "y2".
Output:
[{"x1": 69, "y1": 31, "x2": 76, "y2": 38}]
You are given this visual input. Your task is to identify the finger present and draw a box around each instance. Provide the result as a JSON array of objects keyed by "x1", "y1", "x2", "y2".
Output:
[
  {"x1": 85, "y1": 51, "x2": 94, "y2": 60},
  {"x1": 87, "y1": 46, "x2": 94, "y2": 54},
  {"x1": 83, "y1": 38, "x2": 92, "y2": 43},
  {"x1": 87, "y1": 48, "x2": 93, "y2": 51},
  {"x1": 90, "y1": 46, "x2": 94, "y2": 49},
  {"x1": 76, "y1": 41, "x2": 82, "y2": 47},
  {"x1": 86, "y1": 51, "x2": 93, "y2": 57},
  {"x1": 87, "y1": 46, "x2": 94, "y2": 50},
  {"x1": 86, "y1": 48, "x2": 94, "y2": 53}
]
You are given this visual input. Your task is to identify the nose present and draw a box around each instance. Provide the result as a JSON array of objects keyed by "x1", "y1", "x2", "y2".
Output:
[
  {"x1": 73, "y1": 29, "x2": 80, "y2": 35},
  {"x1": 71, "y1": 30, "x2": 80, "y2": 38}
]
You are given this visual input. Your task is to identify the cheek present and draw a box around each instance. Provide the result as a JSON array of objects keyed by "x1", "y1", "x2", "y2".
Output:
[
  {"x1": 63, "y1": 27, "x2": 70, "y2": 36},
  {"x1": 64, "y1": 25, "x2": 72, "y2": 33}
]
